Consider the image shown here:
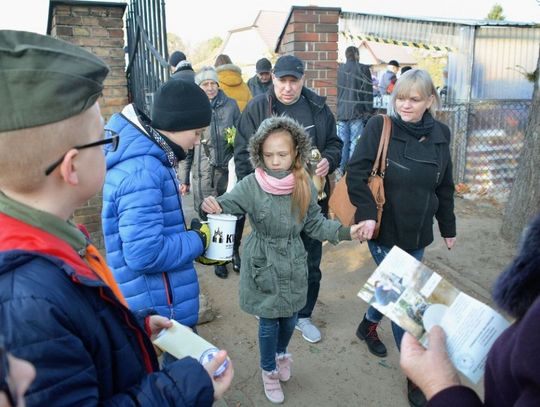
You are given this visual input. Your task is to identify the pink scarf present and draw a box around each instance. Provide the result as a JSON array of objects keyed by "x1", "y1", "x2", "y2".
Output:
[{"x1": 255, "y1": 167, "x2": 295, "y2": 195}]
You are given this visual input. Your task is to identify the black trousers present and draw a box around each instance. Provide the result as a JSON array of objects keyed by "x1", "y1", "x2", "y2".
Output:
[
  {"x1": 298, "y1": 196, "x2": 329, "y2": 318},
  {"x1": 234, "y1": 215, "x2": 245, "y2": 253}
]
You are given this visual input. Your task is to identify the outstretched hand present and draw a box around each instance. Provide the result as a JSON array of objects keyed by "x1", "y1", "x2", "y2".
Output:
[
  {"x1": 201, "y1": 196, "x2": 223, "y2": 214},
  {"x1": 358, "y1": 220, "x2": 376, "y2": 241},
  {"x1": 204, "y1": 350, "x2": 234, "y2": 400},
  {"x1": 350, "y1": 224, "x2": 363, "y2": 240},
  {"x1": 400, "y1": 326, "x2": 461, "y2": 400}
]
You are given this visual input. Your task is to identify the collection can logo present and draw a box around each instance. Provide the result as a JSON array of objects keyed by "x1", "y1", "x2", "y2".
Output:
[
  {"x1": 212, "y1": 228, "x2": 234, "y2": 244},
  {"x1": 206, "y1": 214, "x2": 238, "y2": 260}
]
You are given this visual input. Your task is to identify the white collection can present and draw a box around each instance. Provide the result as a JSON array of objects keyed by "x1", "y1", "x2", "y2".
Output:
[{"x1": 204, "y1": 213, "x2": 237, "y2": 261}]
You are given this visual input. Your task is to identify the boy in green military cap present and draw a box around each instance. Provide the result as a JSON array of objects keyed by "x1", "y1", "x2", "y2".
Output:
[{"x1": 0, "y1": 30, "x2": 232, "y2": 406}]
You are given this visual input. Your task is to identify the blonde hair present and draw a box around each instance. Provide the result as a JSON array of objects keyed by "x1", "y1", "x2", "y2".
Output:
[
  {"x1": 0, "y1": 109, "x2": 94, "y2": 192},
  {"x1": 387, "y1": 69, "x2": 440, "y2": 118},
  {"x1": 291, "y1": 151, "x2": 311, "y2": 222}
]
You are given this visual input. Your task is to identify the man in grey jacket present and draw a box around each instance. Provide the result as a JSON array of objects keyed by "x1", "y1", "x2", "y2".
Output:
[
  {"x1": 247, "y1": 58, "x2": 273, "y2": 97},
  {"x1": 336, "y1": 46, "x2": 373, "y2": 176},
  {"x1": 234, "y1": 55, "x2": 342, "y2": 343}
]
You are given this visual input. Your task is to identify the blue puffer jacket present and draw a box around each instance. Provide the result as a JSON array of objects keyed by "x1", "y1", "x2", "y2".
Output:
[{"x1": 102, "y1": 105, "x2": 203, "y2": 327}]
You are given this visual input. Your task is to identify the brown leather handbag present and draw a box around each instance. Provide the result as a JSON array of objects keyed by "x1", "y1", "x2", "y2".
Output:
[{"x1": 329, "y1": 115, "x2": 392, "y2": 239}]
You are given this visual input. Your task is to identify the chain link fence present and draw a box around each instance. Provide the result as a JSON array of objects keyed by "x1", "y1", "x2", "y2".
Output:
[{"x1": 435, "y1": 100, "x2": 530, "y2": 202}]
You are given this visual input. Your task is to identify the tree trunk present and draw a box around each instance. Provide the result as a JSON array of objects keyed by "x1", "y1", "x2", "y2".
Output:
[{"x1": 501, "y1": 46, "x2": 540, "y2": 243}]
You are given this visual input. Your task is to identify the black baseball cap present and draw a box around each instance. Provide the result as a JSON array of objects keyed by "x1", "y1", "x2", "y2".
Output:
[
  {"x1": 273, "y1": 55, "x2": 304, "y2": 79},
  {"x1": 256, "y1": 58, "x2": 272, "y2": 73}
]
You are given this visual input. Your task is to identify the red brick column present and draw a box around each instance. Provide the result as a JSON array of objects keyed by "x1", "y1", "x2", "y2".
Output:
[
  {"x1": 48, "y1": 1, "x2": 128, "y2": 119},
  {"x1": 48, "y1": 1, "x2": 127, "y2": 250},
  {"x1": 277, "y1": 6, "x2": 340, "y2": 112}
]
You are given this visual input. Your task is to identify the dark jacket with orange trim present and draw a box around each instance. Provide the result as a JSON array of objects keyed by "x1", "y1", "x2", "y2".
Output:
[{"x1": 0, "y1": 212, "x2": 214, "y2": 406}]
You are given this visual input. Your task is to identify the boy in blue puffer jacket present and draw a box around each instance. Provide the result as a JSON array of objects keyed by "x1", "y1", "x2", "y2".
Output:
[{"x1": 102, "y1": 79, "x2": 213, "y2": 329}]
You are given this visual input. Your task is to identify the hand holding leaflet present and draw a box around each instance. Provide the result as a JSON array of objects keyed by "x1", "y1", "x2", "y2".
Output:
[
  {"x1": 400, "y1": 327, "x2": 461, "y2": 400},
  {"x1": 358, "y1": 246, "x2": 510, "y2": 383}
]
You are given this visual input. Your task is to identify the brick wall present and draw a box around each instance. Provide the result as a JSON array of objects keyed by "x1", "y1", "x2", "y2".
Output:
[
  {"x1": 277, "y1": 6, "x2": 340, "y2": 112},
  {"x1": 49, "y1": 1, "x2": 128, "y2": 250}
]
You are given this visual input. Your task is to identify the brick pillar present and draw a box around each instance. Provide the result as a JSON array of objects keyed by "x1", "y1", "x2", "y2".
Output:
[
  {"x1": 48, "y1": 1, "x2": 128, "y2": 251},
  {"x1": 277, "y1": 6, "x2": 340, "y2": 113}
]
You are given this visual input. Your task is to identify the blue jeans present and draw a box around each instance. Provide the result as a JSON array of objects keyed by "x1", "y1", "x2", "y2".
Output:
[
  {"x1": 259, "y1": 314, "x2": 298, "y2": 371},
  {"x1": 337, "y1": 119, "x2": 364, "y2": 173},
  {"x1": 365, "y1": 241, "x2": 424, "y2": 350}
]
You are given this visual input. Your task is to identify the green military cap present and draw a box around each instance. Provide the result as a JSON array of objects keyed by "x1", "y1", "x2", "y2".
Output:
[{"x1": 0, "y1": 30, "x2": 109, "y2": 132}]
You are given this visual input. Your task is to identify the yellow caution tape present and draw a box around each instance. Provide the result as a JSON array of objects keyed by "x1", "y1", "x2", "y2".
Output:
[{"x1": 340, "y1": 31, "x2": 456, "y2": 53}]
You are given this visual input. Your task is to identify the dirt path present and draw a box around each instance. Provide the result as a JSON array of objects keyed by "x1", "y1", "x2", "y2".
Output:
[{"x1": 186, "y1": 197, "x2": 515, "y2": 406}]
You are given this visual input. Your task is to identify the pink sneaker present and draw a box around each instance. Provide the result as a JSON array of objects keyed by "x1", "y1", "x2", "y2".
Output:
[
  {"x1": 276, "y1": 353, "x2": 293, "y2": 382},
  {"x1": 262, "y1": 369, "x2": 284, "y2": 404}
]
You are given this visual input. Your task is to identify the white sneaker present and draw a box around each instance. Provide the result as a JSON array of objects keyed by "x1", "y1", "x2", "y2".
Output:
[{"x1": 295, "y1": 317, "x2": 321, "y2": 343}]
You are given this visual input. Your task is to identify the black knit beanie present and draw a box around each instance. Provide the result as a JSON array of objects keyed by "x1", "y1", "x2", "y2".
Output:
[
  {"x1": 169, "y1": 51, "x2": 186, "y2": 67},
  {"x1": 151, "y1": 79, "x2": 212, "y2": 131}
]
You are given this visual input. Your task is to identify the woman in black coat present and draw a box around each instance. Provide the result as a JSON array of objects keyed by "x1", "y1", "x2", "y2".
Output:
[{"x1": 346, "y1": 69, "x2": 457, "y2": 406}]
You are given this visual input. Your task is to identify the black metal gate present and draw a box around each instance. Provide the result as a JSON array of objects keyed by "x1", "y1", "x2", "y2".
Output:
[{"x1": 125, "y1": 0, "x2": 170, "y2": 115}]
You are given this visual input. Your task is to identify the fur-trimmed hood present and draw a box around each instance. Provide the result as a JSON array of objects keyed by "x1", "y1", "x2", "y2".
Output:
[
  {"x1": 215, "y1": 63, "x2": 241, "y2": 74},
  {"x1": 493, "y1": 212, "x2": 540, "y2": 319},
  {"x1": 215, "y1": 63, "x2": 243, "y2": 86},
  {"x1": 248, "y1": 115, "x2": 312, "y2": 170}
]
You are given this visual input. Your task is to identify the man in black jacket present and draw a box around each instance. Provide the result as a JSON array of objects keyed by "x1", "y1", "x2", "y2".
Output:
[
  {"x1": 336, "y1": 46, "x2": 373, "y2": 176},
  {"x1": 234, "y1": 54, "x2": 342, "y2": 343},
  {"x1": 169, "y1": 50, "x2": 196, "y2": 82}
]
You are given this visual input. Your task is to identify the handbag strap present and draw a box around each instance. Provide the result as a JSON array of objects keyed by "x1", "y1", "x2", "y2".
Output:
[
  {"x1": 371, "y1": 115, "x2": 392, "y2": 176},
  {"x1": 379, "y1": 116, "x2": 391, "y2": 176}
]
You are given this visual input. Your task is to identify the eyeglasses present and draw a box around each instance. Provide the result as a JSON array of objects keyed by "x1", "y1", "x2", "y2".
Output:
[
  {"x1": 0, "y1": 336, "x2": 17, "y2": 407},
  {"x1": 44, "y1": 130, "x2": 120, "y2": 176}
]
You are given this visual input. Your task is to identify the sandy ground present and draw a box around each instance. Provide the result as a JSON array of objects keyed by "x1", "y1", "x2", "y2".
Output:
[{"x1": 184, "y1": 195, "x2": 516, "y2": 407}]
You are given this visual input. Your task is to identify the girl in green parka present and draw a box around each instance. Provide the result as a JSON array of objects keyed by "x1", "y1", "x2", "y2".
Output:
[{"x1": 202, "y1": 116, "x2": 362, "y2": 404}]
